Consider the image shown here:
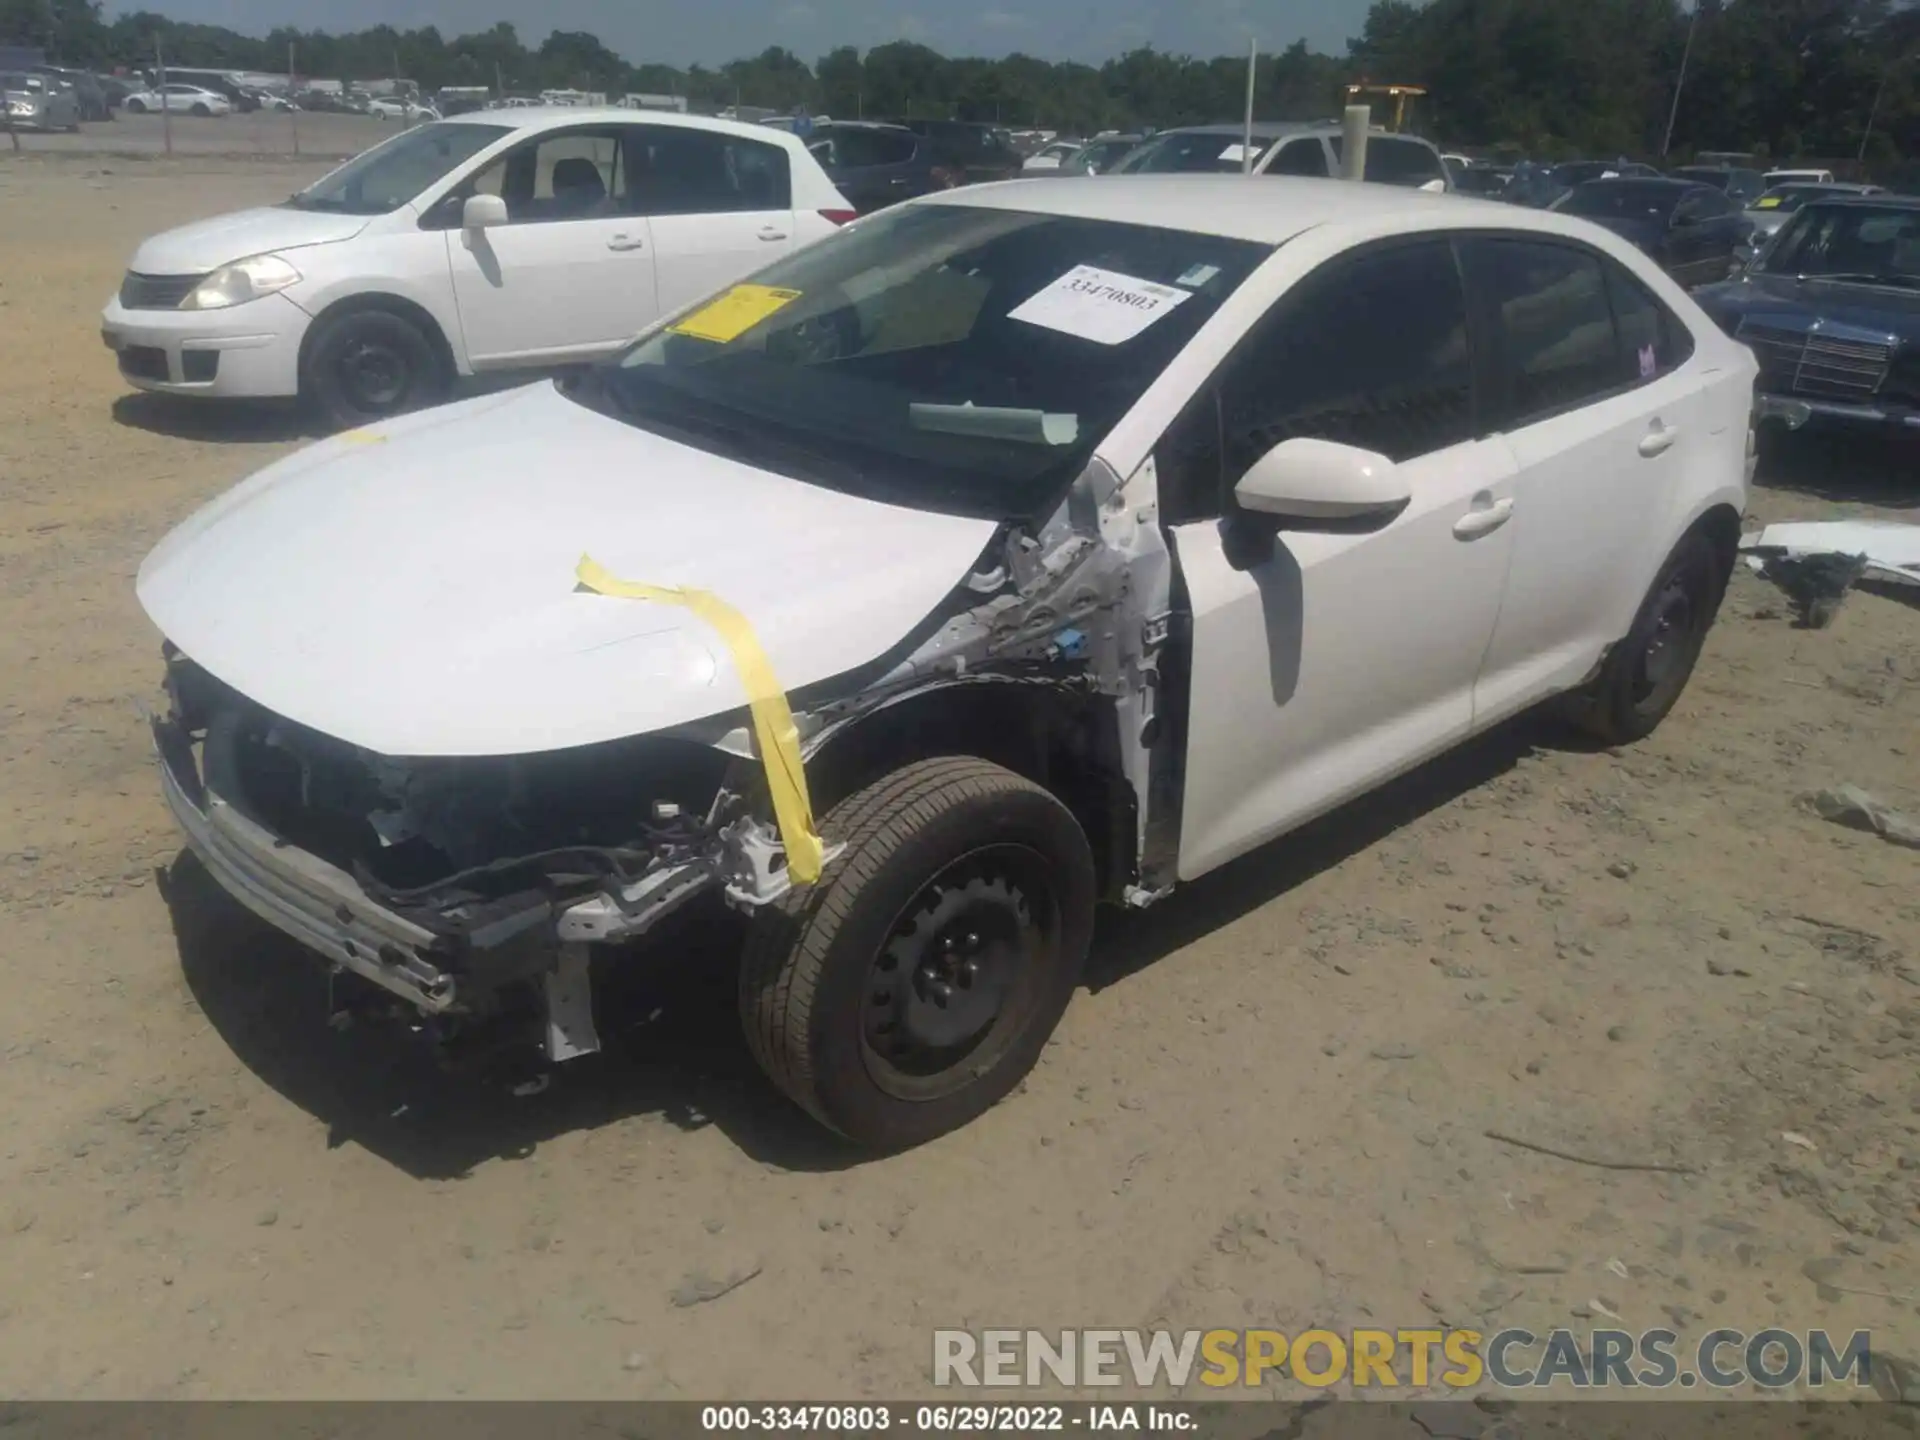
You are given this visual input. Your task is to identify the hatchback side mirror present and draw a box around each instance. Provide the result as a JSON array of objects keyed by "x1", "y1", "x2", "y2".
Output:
[
  {"x1": 461, "y1": 192, "x2": 508, "y2": 245},
  {"x1": 1234, "y1": 437, "x2": 1411, "y2": 524}
]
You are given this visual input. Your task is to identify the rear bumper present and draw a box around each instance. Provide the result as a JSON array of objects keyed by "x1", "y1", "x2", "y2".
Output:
[{"x1": 153, "y1": 714, "x2": 462, "y2": 1013}]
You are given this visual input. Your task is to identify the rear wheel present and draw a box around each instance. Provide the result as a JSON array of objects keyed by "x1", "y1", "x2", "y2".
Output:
[
  {"x1": 191, "y1": 103, "x2": 210, "y2": 117},
  {"x1": 740, "y1": 757, "x2": 1095, "y2": 1150},
  {"x1": 300, "y1": 308, "x2": 447, "y2": 431},
  {"x1": 125, "y1": 97, "x2": 146, "y2": 113},
  {"x1": 1567, "y1": 528, "x2": 1727, "y2": 745}
]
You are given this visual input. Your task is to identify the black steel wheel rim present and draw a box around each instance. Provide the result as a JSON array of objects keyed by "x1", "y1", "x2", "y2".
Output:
[
  {"x1": 860, "y1": 844, "x2": 1056, "y2": 1103},
  {"x1": 338, "y1": 338, "x2": 409, "y2": 411},
  {"x1": 1632, "y1": 562, "x2": 1699, "y2": 707}
]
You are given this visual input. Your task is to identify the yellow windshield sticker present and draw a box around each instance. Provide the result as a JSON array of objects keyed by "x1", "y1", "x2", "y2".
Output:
[
  {"x1": 668, "y1": 284, "x2": 804, "y2": 344},
  {"x1": 574, "y1": 555, "x2": 825, "y2": 886},
  {"x1": 1754, "y1": 196, "x2": 1781, "y2": 208}
]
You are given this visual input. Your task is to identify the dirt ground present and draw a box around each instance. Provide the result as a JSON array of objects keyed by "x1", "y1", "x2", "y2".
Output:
[{"x1": 0, "y1": 153, "x2": 1916, "y2": 1403}]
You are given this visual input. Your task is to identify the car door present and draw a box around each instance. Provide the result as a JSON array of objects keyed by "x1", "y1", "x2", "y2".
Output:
[
  {"x1": 1689, "y1": 188, "x2": 1742, "y2": 279},
  {"x1": 443, "y1": 125, "x2": 661, "y2": 369},
  {"x1": 1461, "y1": 235, "x2": 1710, "y2": 722},
  {"x1": 1162, "y1": 238, "x2": 1520, "y2": 879},
  {"x1": 634, "y1": 124, "x2": 798, "y2": 315}
]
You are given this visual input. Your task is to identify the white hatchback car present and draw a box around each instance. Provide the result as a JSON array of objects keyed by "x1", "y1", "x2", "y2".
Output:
[
  {"x1": 101, "y1": 109, "x2": 856, "y2": 427},
  {"x1": 139, "y1": 176, "x2": 1755, "y2": 1150}
]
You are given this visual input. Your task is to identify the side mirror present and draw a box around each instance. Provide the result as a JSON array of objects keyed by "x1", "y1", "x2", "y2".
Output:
[
  {"x1": 461, "y1": 192, "x2": 508, "y2": 241},
  {"x1": 1234, "y1": 437, "x2": 1411, "y2": 524}
]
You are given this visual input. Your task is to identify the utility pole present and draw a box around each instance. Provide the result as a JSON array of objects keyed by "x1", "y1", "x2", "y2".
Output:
[
  {"x1": 1857, "y1": 65, "x2": 1888, "y2": 166},
  {"x1": 156, "y1": 37, "x2": 172, "y2": 155},
  {"x1": 1661, "y1": 2, "x2": 1697, "y2": 159},
  {"x1": 289, "y1": 41, "x2": 300, "y2": 154},
  {"x1": 1241, "y1": 36, "x2": 1257, "y2": 174}
]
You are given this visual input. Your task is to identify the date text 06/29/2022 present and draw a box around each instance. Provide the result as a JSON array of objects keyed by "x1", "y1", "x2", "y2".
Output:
[
  {"x1": 701, "y1": 1405, "x2": 1196, "y2": 1432},
  {"x1": 930, "y1": 1327, "x2": 1877, "y2": 1392}
]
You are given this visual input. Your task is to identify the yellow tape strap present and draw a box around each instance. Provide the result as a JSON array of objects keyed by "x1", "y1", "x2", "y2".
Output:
[{"x1": 574, "y1": 555, "x2": 825, "y2": 886}]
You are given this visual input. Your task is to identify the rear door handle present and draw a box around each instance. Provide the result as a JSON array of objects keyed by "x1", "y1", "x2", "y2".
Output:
[
  {"x1": 607, "y1": 235, "x2": 646, "y2": 252},
  {"x1": 1638, "y1": 422, "x2": 1680, "y2": 457},
  {"x1": 1453, "y1": 496, "x2": 1514, "y2": 540},
  {"x1": 758, "y1": 227, "x2": 789, "y2": 242}
]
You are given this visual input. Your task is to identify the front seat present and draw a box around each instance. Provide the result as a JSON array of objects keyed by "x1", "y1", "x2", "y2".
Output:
[{"x1": 550, "y1": 157, "x2": 608, "y2": 218}]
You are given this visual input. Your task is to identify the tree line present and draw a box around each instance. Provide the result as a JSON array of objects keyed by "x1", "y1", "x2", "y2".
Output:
[{"x1": 3, "y1": 0, "x2": 1915, "y2": 166}]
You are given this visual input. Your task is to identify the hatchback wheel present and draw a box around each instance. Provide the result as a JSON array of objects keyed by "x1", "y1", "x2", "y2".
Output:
[
  {"x1": 1567, "y1": 528, "x2": 1728, "y2": 745},
  {"x1": 191, "y1": 103, "x2": 210, "y2": 117},
  {"x1": 741, "y1": 757, "x2": 1095, "y2": 1150},
  {"x1": 300, "y1": 308, "x2": 447, "y2": 431}
]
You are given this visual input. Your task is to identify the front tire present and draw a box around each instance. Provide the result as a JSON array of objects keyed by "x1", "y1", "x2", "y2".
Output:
[
  {"x1": 741, "y1": 757, "x2": 1096, "y2": 1151},
  {"x1": 299, "y1": 307, "x2": 446, "y2": 431},
  {"x1": 1567, "y1": 528, "x2": 1727, "y2": 745},
  {"x1": 191, "y1": 103, "x2": 210, "y2": 117},
  {"x1": 125, "y1": 98, "x2": 146, "y2": 113}
]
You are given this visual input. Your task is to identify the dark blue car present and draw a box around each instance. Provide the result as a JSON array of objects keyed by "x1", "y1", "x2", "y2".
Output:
[{"x1": 1693, "y1": 195, "x2": 1920, "y2": 434}]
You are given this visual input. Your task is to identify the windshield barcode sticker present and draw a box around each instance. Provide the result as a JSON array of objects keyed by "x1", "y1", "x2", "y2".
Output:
[{"x1": 1008, "y1": 264, "x2": 1193, "y2": 346}]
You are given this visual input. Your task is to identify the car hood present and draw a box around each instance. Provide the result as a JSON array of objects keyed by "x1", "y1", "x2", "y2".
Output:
[
  {"x1": 128, "y1": 206, "x2": 370, "y2": 273},
  {"x1": 136, "y1": 383, "x2": 1000, "y2": 758},
  {"x1": 1693, "y1": 272, "x2": 1920, "y2": 340}
]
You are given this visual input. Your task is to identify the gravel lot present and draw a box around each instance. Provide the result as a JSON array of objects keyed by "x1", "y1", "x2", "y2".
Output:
[{"x1": 0, "y1": 152, "x2": 1916, "y2": 1401}]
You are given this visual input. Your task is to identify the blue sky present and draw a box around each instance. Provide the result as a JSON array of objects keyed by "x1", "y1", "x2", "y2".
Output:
[{"x1": 110, "y1": 0, "x2": 1379, "y2": 67}]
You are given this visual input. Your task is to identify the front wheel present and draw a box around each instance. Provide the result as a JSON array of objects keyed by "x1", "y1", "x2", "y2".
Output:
[
  {"x1": 299, "y1": 308, "x2": 446, "y2": 431},
  {"x1": 1566, "y1": 528, "x2": 1728, "y2": 745},
  {"x1": 741, "y1": 757, "x2": 1096, "y2": 1150},
  {"x1": 125, "y1": 98, "x2": 146, "y2": 113},
  {"x1": 191, "y1": 103, "x2": 210, "y2": 117}
]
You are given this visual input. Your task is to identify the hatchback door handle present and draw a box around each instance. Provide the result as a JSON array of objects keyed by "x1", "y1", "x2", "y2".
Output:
[
  {"x1": 607, "y1": 235, "x2": 646, "y2": 252},
  {"x1": 1639, "y1": 421, "x2": 1680, "y2": 457},
  {"x1": 1453, "y1": 496, "x2": 1514, "y2": 540},
  {"x1": 758, "y1": 227, "x2": 789, "y2": 242}
]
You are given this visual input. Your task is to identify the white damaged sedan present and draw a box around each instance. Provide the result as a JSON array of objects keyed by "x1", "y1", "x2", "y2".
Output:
[{"x1": 141, "y1": 176, "x2": 1756, "y2": 1149}]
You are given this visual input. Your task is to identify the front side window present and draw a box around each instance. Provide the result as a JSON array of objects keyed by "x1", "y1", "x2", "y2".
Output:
[
  {"x1": 630, "y1": 126, "x2": 791, "y2": 215},
  {"x1": 812, "y1": 127, "x2": 914, "y2": 168},
  {"x1": 1266, "y1": 140, "x2": 1329, "y2": 177},
  {"x1": 571, "y1": 203, "x2": 1268, "y2": 521},
  {"x1": 1158, "y1": 239, "x2": 1476, "y2": 522},
  {"x1": 463, "y1": 129, "x2": 626, "y2": 222},
  {"x1": 290, "y1": 121, "x2": 509, "y2": 216}
]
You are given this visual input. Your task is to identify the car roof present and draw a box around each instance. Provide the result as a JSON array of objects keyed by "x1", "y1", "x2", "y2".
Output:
[
  {"x1": 456, "y1": 106, "x2": 812, "y2": 146},
  {"x1": 920, "y1": 173, "x2": 1546, "y2": 244}
]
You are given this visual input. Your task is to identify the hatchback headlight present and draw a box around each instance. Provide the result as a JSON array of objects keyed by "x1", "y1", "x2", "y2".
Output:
[{"x1": 180, "y1": 254, "x2": 303, "y2": 310}]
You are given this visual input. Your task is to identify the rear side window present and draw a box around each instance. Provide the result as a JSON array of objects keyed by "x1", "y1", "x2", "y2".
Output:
[
  {"x1": 630, "y1": 126, "x2": 791, "y2": 214},
  {"x1": 1158, "y1": 239, "x2": 1476, "y2": 521},
  {"x1": 1607, "y1": 266, "x2": 1695, "y2": 378},
  {"x1": 1466, "y1": 239, "x2": 1619, "y2": 420},
  {"x1": 1267, "y1": 139, "x2": 1329, "y2": 177},
  {"x1": 815, "y1": 128, "x2": 914, "y2": 168},
  {"x1": 1464, "y1": 237, "x2": 1692, "y2": 425},
  {"x1": 1327, "y1": 135, "x2": 1445, "y2": 186}
]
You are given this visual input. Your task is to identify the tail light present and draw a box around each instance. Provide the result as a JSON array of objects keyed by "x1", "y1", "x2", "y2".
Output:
[{"x1": 818, "y1": 208, "x2": 858, "y2": 225}]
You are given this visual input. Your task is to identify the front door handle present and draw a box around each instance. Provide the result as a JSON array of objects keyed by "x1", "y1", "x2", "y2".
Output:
[
  {"x1": 758, "y1": 227, "x2": 789, "y2": 242},
  {"x1": 1453, "y1": 496, "x2": 1514, "y2": 540},
  {"x1": 607, "y1": 235, "x2": 646, "y2": 252},
  {"x1": 1638, "y1": 421, "x2": 1680, "y2": 457}
]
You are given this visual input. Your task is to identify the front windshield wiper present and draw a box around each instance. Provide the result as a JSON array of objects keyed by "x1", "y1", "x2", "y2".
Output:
[{"x1": 1796, "y1": 271, "x2": 1920, "y2": 291}]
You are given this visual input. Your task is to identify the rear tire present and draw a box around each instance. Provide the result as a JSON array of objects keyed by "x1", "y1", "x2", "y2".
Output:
[
  {"x1": 125, "y1": 98, "x2": 146, "y2": 113},
  {"x1": 1566, "y1": 528, "x2": 1728, "y2": 746},
  {"x1": 300, "y1": 307, "x2": 447, "y2": 432},
  {"x1": 191, "y1": 103, "x2": 210, "y2": 117},
  {"x1": 740, "y1": 757, "x2": 1096, "y2": 1151}
]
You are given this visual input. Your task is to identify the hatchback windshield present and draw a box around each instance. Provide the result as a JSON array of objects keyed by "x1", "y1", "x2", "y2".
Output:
[
  {"x1": 287, "y1": 121, "x2": 509, "y2": 215},
  {"x1": 1557, "y1": 180, "x2": 1688, "y2": 220},
  {"x1": 1114, "y1": 131, "x2": 1277, "y2": 174},
  {"x1": 1760, "y1": 204, "x2": 1920, "y2": 287},
  {"x1": 569, "y1": 202, "x2": 1269, "y2": 520}
]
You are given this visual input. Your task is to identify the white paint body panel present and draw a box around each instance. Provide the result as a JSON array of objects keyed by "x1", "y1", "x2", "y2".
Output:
[{"x1": 136, "y1": 384, "x2": 997, "y2": 757}]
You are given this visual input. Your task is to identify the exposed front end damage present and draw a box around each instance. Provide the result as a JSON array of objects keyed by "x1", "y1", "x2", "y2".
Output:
[{"x1": 151, "y1": 455, "x2": 1175, "y2": 1079}]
